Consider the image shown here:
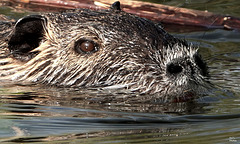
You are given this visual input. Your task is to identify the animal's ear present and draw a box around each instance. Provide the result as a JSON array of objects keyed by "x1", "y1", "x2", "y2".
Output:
[
  {"x1": 8, "y1": 15, "x2": 47, "y2": 61},
  {"x1": 111, "y1": 1, "x2": 121, "y2": 11}
]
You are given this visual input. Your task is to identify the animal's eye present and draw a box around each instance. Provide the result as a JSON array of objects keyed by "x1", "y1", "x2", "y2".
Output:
[{"x1": 74, "y1": 39, "x2": 98, "y2": 54}]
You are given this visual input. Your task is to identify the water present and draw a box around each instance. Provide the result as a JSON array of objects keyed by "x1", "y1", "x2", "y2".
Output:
[{"x1": 0, "y1": 0, "x2": 240, "y2": 143}]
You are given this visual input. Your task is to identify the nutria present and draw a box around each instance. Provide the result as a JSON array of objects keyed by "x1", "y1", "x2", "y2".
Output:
[{"x1": 0, "y1": 2, "x2": 210, "y2": 101}]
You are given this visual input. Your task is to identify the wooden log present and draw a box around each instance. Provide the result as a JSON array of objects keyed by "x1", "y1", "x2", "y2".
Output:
[{"x1": 2, "y1": 0, "x2": 240, "y2": 30}]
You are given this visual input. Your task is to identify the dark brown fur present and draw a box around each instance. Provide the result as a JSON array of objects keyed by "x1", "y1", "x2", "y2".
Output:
[{"x1": 0, "y1": 2, "x2": 210, "y2": 102}]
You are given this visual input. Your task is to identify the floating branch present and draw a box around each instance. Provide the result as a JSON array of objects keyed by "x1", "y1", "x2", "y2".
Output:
[{"x1": 1, "y1": 0, "x2": 240, "y2": 30}]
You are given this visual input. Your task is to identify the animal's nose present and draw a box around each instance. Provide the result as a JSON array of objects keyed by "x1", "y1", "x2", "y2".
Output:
[{"x1": 167, "y1": 63, "x2": 183, "y2": 75}]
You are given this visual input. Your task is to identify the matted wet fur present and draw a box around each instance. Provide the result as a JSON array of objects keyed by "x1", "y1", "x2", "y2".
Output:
[{"x1": 0, "y1": 2, "x2": 210, "y2": 102}]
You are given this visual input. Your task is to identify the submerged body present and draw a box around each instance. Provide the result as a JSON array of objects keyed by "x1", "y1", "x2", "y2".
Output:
[{"x1": 0, "y1": 2, "x2": 209, "y2": 101}]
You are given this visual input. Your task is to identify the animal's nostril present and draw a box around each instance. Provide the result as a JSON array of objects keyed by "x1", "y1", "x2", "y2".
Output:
[{"x1": 167, "y1": 63, "x2": 183, "y2": 74}]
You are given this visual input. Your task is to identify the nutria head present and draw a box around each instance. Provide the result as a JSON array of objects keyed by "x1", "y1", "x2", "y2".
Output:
[{"x1": 0, "y1": 2, "x2": 210, "y2": 101}]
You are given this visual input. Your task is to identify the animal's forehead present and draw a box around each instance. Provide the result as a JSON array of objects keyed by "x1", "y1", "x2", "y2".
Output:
[
  {"x1": 44, "y1": 9, "x2": 183, "y2": 49},
  {"x1": 45, "y1": 9, "x2": 162, "y2": 34}
]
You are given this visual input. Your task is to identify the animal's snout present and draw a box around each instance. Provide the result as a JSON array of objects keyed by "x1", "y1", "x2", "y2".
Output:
[
  {"x1": 166, "y1": 58, "x2": 196, "y2": 78},
  {"x1": 166, "y1": 63, "x2": 183, "y2": 75},
  {"x1": 166, "y1": 54, "x2": 208, "y2": 79}
]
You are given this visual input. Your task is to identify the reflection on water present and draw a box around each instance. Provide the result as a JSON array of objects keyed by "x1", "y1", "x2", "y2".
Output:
[
  {"x1": 0, "y1": 86, "x2": 240, "y2": 143},
  {"x1": 0, "y1": 0, "x2": 240, "y2": 143}
]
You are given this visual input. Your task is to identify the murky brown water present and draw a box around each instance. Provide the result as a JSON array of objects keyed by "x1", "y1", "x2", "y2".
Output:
[{"x1": 0, "y1": 0, "x2": 240, "y2": 143}]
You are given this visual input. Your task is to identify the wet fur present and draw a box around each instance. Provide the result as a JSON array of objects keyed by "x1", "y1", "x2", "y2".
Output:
[{"x1": 0, "y1": 7, "x2": 210, "y2": 101}]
